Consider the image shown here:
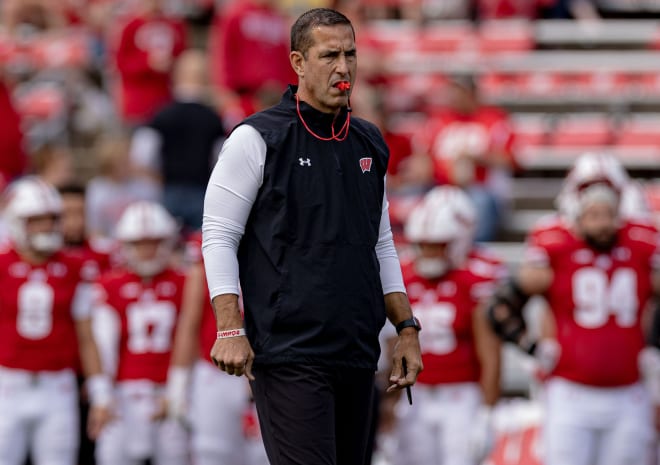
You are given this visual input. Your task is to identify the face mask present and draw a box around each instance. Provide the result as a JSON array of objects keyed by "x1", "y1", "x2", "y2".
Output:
[
  {"x1": 130, "y1": 258, "x2": 166, "y2": 277},
  {"x1": 415, "y1": 257, "x2": 449, "y2": 279},
  {"x1": 125, "y1": 240, "x2": 172, "y2": 277},
  {"x1": 29, "y1": 232, "x2": 63, "y2": 254}
]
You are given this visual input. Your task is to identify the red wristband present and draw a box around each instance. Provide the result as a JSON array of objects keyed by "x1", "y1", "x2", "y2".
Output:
[{"x1": 217, "y1": 328, "x2": 246, "y2": 339}]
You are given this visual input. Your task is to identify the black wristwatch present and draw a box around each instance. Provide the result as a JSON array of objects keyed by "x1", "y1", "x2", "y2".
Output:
[{"x1": 395, "y1": 316, "x2": 422, "y2": 335}]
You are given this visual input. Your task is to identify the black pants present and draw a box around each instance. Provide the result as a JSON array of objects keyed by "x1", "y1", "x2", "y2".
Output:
[{"x1": 250, "y1": 364, "x2": 375, "y2": 465}]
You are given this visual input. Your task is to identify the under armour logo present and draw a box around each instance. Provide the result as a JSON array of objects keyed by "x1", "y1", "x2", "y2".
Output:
[{"x1": 299, "y1": 158, "x2": 311, "y2": 166}]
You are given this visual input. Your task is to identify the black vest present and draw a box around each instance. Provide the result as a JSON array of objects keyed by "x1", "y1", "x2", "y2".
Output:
[{"x1": 237, "y1": 86, "x2": 389, "y2": 369}]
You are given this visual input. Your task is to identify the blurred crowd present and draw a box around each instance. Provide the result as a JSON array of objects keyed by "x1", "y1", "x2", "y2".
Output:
[
  {"x1": 1, "y1": 1, "x2": 659, "y2": 465},
  {"x1": 0, "y1": 0, "x2": 658, "y2": 242}
]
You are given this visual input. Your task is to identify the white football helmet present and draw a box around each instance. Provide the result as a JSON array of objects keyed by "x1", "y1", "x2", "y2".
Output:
[
  {"x1": 404, "y1": 185, "x2": 477, "y2": 277},
  {"x1": 3, "y1": 176, "x2": 63, "y2": 254},
  {"x1": 556, "y1": 152, "x2": 629, "y2": 222},
  {"x1": 114, "y1": 201, "x2": 178, "y2": 277}
]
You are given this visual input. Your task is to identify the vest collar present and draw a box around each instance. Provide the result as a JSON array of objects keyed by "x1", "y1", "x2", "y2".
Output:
[{"x1": 283, "y1": 85, "x2": 350, "y2": 136}]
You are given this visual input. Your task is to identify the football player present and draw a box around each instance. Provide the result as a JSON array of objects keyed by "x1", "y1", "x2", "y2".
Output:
[
  {"x1": 166, "y1": 232, "x2": 268, "y2": 465},
  {"x1": 392, "y1": 186, "x2": 503, "y2": 465},
  {"x1": 0, "y1": 177, "x2": 112, "y2": 465},
  {"x1": 58, "y1": 183, "x2": 117, "y2": 465},
  {"x1": 487, "y1": 153, "x2": 659, "y2": 465},
  {"x1": 92, "y1": 201, "x2": 189, "y2": 465},
  {"x1": 491, "y1": 152, "x2": 655, "y2": 359}
]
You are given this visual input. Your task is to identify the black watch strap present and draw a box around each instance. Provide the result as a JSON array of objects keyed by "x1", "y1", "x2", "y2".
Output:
[{"x1": 396, "y1": 316, "x2": 422, "y2": 335}]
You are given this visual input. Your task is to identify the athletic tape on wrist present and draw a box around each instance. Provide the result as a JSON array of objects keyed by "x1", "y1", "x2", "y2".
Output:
[
  {"x1": 216, "y1": 328, "x2": 246, "y2": 339},
  {"x1": 87, "y1": 374, "x2": 112, "y2": 407}
]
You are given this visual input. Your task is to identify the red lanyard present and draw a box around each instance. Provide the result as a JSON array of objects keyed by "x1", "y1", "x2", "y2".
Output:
[{"x1": 295, "y1": 93, "x2": 351, "y2": 142}]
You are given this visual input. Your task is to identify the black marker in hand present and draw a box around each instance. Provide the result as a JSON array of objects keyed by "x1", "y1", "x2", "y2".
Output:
[{"x1": 402, "y1": 358, "x2": 412, "y2": 405}]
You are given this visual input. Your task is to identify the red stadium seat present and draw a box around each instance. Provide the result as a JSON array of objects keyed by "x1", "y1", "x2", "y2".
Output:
[
  {"x1": 638, "y1": 73, "x2": 660, "y2": 95},
  {"x1": 561, "y1": 71, "x2": 626, "y2": 98},
  {"x1": 479, "y1": 72, "x2": 522, "y2": 99},
  {"x1": 550, "y1": 114, "x2": 614, "y2": 147},
  {"x1": 518, "y1": 72, "x2": 563, "y2": 97},
  {"x1": 616, "y1": 114, "x2": 660, "y2": 147},
  {"x1": 420, "y1": 22, "x2": 477, "y2": 53},
  {"x1": 511, "y1": 114, "x2": 551, "y2": 149},
  {"x1": 361, "y1": 22, "x2": 419, "y2": 53},
  {"x1": 478, "y1": 20, "x2": 534, "y2": 54}
]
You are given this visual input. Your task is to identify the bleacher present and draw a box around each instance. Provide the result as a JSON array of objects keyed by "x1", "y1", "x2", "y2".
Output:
[{"x1": 369, "y1": 18, "x2": 660, "y2": 257}]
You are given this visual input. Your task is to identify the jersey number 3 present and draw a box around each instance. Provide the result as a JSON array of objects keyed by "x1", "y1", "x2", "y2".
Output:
[{"x1": 572, "y1": 267, "x2": 638, "y2": 329}]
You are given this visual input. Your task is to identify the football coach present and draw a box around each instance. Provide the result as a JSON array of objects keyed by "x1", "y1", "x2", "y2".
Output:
[{"x1": 202, "y1": 8, "x2": 423, "y2": 465}]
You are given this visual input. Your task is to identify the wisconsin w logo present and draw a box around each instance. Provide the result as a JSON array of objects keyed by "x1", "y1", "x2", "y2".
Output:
[{"x1": 359, "y1": 157, "x2": 372, "y2": 173}]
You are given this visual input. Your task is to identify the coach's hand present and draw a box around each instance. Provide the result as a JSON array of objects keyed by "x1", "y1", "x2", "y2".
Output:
[
  {"x1": 210, "y1": 294, "x2": 255, "y2": 380},
  {"x1": 210, "y1": 336, "x2": 255, "y2": 380},
  {"x1": 387, "y1": 328, "x2": 423, "y2": 393}
]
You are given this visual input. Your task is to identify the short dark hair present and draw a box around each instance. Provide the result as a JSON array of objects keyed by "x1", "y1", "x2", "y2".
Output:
[{"x1": 290, "y1": 8, "x2": 354, "y2": 57}]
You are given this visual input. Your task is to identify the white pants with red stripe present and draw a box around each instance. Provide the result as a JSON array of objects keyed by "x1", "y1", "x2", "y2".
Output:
[
  {"x1": 543, "y1": 377, "x2": 655, "y2": 465},
  {"x1": 393, "y1": 382, "x2": 484, "y2": 465},
  {"x1": 0, "y1": 366, "x2": 79, "y2": 465},
  {"x1": 95, "y1": 380, "x2": 189, "y2": 465},
  {"x1": 188, "y1": 360, "x2": 268, "y2": 465}
]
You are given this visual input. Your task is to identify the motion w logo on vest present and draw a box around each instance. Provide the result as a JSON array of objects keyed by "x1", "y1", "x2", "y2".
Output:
[{"x1": 359, "y1": 157, "x2": 372, "y2": 173}]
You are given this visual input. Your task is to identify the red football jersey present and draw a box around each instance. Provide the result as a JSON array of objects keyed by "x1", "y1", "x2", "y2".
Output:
[
  {"x1": 469, "y1": 245, "x2": 510, "y2": 288},
  {"x1": 403, "y1": 252, "x2": 504, "y2": 385},
  {"x1": 0, "y1": 248, "x2": 90, "y2": 371},
  {"x1": 419, "y1": 107, "x2": 516, "y2": 185},
  {"x1": 114, "y1": 15, "x2": 186, "y2": 123},
  {"x1": 95, "y1": 268, "x2": 185, "y2": 383},
  {"x1": 525, "y1": 219, "x2": 659, "y2": 387},
  {"x1": 208, "y1": 1, "x2": 295, "y2": 115},
  {"x1": 64, "y1": 238, "x2": 117, "y2": 278}
]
